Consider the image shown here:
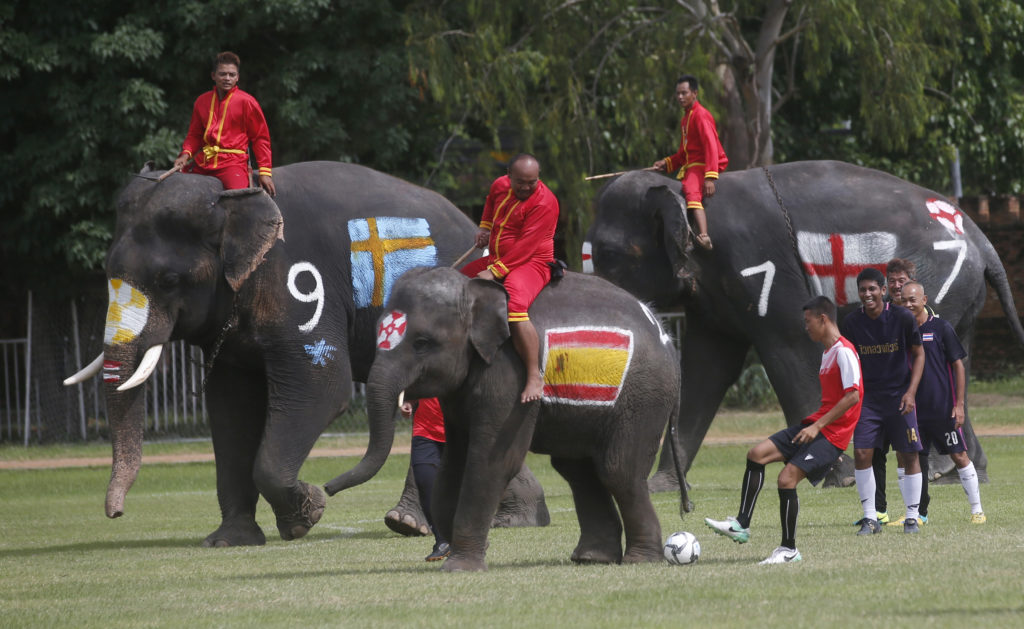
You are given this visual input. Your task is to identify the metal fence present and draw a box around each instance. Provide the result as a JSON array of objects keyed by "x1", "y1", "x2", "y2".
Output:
[{"x1": 0, "y1": 292, "x2": 684, "y2": 446}]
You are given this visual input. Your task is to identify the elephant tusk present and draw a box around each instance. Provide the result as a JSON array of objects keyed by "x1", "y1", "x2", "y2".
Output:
[
  {"x1": 397, "y1": 390, "x2": 405, "y2": 410},
  {"x1": 63, "y1": 353, "x2": 105, "y2": 386},
  {"x1": 116, "y1": 345, "x2": 165, "y2": 392}
]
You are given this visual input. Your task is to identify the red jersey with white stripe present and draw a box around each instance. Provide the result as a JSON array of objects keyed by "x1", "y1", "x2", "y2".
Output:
[{"x1": 804, "y1": 336, "x2": 863, "y2": 449}]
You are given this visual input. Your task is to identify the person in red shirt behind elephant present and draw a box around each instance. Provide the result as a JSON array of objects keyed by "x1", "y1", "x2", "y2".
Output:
[
  {"x1": 653, "y1": 74, "x2": 728, "y2": 251},
  {"x1": 461, "y1": 153, "x2": 560, "y2": 404},
  {"x1": 173, "y1": 51, "x2": 275, "y2": 196}
]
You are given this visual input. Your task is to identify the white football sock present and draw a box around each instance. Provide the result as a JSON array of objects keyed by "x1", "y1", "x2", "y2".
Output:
[
  {"x1": 902, "y1": 472, "x2": 922, "y2": 520},
  {"x1": 896, "y1": 467, "x2": 906, "y2": 505},
  {"x1": 958, "y1": 462, "x2": 983, "y2": 514},
  {"x1": 855, "y1": 468, "x2": 877, "y2": 520}
]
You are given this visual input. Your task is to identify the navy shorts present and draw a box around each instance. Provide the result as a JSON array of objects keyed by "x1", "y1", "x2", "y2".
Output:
[
  {"x1": 853, "y1": 402, "x2": 923, "y2": 453},
  {"x1": 917, "y1": 414, "x2": 967, "y2": 455},
  {"x1": 769, "y1": 424, "x2": 844, "y2": 487}
]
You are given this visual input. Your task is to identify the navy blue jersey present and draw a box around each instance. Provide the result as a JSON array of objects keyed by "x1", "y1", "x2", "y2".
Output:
[
  {"x1": 916, "y1": 315, "x2": 966, "y2": 420},
  {"x1": 841, "y1": 303, "x2": 921, "y2": 405}
]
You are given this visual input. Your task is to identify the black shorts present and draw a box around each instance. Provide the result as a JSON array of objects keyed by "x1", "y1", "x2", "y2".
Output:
[
  {"x1": 769, "y1": 424, "x2": 844, "y2": 487},
  {"x1": 411, "y1": 435, "x2": 443, "y2": 467}
]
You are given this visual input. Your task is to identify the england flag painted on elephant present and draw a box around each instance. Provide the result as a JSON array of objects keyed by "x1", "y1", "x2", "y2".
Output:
[
  {"x1": 349, "y1": 217, "x2": 438, "y2": 309},
  {"x1": 541, "y1": 327, "x2": 634, "y2": 406},
  {"x1": 797, "y1": 232, "x2": 896, "y2": 305}
]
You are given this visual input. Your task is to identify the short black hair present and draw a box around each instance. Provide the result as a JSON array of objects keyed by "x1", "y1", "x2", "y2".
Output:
[
  {"x1": 803, "y1": 295, "x2": 837, "y2": 322},
  {"x1": 213, "y1": 51, "x2": 240, "y2": 72},
  {"x1": 676, "y1": 74, "x2": 699, "y2": 91},
  {"x1": 857, "y1": 267, "x2": 886, "y2": 288}
]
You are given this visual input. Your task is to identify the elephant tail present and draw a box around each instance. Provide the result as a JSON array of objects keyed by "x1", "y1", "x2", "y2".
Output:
[
  {"x1": 667, "y1": 369, "x2": 692, "y2": 518},
  {"x1": 980, "y1": 237, "x2": 1024, "y2": 346}
]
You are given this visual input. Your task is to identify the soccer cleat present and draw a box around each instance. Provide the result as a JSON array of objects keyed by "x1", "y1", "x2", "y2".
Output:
[
  {"x1": 970, "y1": 512, "x2": 987, "y2": 524},
  {"x1": 704, "y1": 516, "x2": 750, "y2": 543},
  {"x1": 853, "y1": 511, "x2": 888, "y2": 526},
  {"x1": 903, "y1": 518, "x2": 920, "y2": 534},
  {"x1": 425, "y1": 542, "x2": 450, "y2": 562},
  {"x1": 759, "y1": 545, "x2": 802, "y2": 565},
  {"x1": 887, "y1": 514, "x2": 927, "y2": 526},
  {"x1": 856, "y1": 518, "x2": 882, "y2": 535}
]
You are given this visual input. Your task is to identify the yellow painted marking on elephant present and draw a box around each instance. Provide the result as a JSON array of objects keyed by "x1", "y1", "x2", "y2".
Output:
[
  {"x1": 104, "y1": 279, "x2": 150, "y2": 346},
  {"x1": 544, "y1": 347, "x2": 629, "y2": 387},
  {"x1": 350, "y1": 217, "x2": 435, "y2": 307}
]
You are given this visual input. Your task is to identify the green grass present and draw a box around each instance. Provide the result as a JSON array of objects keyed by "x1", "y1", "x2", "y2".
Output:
[{"x1": 2, "y1": 433, "x2": 1023, "y2": 628}]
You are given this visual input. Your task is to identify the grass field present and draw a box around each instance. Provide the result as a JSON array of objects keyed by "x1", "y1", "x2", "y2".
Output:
[{"x1": 2, "y1": 399, "x2": 1024, "y2": 627}]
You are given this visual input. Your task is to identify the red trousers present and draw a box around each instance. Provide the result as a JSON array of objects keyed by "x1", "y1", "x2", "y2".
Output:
[
  {"x1": 186, "y1": 162, "x2": 251, "y2": 190},
  {"x1": 681, "y1": 166, "x2": 707, "y2": 210},
  {"x1": 461, "y1": 256, "x2": 550, "y2": 322}
]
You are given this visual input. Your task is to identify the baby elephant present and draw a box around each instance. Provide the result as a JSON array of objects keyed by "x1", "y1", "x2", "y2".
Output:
[{"x1": 326, "y1": 267, "x2": 686, "y2": 571}]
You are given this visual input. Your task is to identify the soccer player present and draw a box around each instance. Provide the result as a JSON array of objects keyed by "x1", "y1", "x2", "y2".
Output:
[
  {"x1": 704, "y1": 295, "x2": 862, "y2": 564},
  {"x1": 843, "y1": 268, "x2": 925, "y2": 535},
  {"x1": 901, "y1": 282, "x2": 985, "y2": 523}
]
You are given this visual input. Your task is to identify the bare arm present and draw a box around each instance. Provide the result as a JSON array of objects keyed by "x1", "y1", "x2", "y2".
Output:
[
  {"x1": 901, "y1": 343, "x2": 925, "y2": 415},
  {"x1": 951, "y1": 358, "x2": 966, "y2": 428},
  {"x1": 793, "y1": 389, "x2": 860, "y2": 444}
]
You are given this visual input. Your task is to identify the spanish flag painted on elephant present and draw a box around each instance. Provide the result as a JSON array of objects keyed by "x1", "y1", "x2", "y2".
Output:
[
  {"x1": 349, "y1": 217, "x2": 437, "y2": 309},
  {"x1": 541, "y1": 327, "x2": 634, "y2": 406}
]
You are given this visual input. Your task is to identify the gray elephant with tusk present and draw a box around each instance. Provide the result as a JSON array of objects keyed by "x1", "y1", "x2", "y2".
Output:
[
  {"x1": 325, "y1": 267, "x2": 688, "y2": 572},
  {"x1": 64, "y1": 161, "x2": 549, "y2": 546}
]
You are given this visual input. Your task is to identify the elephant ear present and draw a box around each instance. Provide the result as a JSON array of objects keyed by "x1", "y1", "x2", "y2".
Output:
[
  {"x1": 139, "y1": 161, "x2": 156, "y2": 175},
  {"x1": 645, "y1": 185, "x2": 691, "y2": 278},
  {"x1": 218, "y1": 188, "x2": 285, "y2": 292},
  {"x1": 466, "y1": 279, "x2": 510, "y2": 364}
]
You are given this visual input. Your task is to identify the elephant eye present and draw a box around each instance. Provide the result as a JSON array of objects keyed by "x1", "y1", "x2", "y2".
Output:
[
  {"x1": 156, "y1": 272, "x2": 181, "y2": 291},
  {"x1": 412, "y1": 337, "x2": 433, "y2": 353}
]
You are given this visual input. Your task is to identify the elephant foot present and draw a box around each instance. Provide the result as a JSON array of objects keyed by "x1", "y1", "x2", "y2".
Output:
[
  {"x1": 570, "y1": 544, "x2": 622, "y2": 565},
  {"x1": 440, "y1": 552, "x2": 488, "y2": 572},
  {"x1": 276, "y1": 481, "x2": 326, "y2": 541},
  {"x1": 647, "y1": 469, "x2": 679, "y2": 493},
  {"x1": 622, "y1": 545, "x2": 664, "y2": 564},
  {"x1": 201, "y1": 520, "x2": 267, "y2": 548},
  {"x1": 931, "y1": 466, "x2": 989, "y2": 485},
  {"x1": 822, "y1": 454, "x2": 856, "y2": 488},
  {"x1": 384, "y1": 509, "x2": 430, "y2": 537},
  {"x1": 492, "y1": 464, "x2": 551, "y2": 528}
]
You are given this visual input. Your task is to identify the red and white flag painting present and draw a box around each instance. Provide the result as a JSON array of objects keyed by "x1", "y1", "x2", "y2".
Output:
[
  {"x1": 797, "y1": 232, "x2": 896, "y2": 305},
  {"x1": 541, "y1": 327, "x2": 634, "y2": 406},
  {"x1": 376, "y1": 310, "x2": 407, "y2": 350},
  {"x1": 926, "y1": 198, "x2": 965, "y2": 235}
]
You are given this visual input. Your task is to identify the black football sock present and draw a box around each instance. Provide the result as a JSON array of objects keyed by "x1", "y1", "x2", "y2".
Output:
[
  {"x1": 779, "y1": 487, "x2": 798, "y2": 549},
  {"x1": 736, "y1": 459, "x2": 765, "y2": 529}
]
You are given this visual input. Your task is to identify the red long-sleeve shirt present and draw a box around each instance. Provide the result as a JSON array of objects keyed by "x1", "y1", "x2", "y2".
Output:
[
  {"x1": 181, "y1": 85, "x2": 273, "y2": 177},
  {"x1": 479, "y1": 176, "x2": 558, "y2": 279},
  {"x1": 662, "y1": 100, "x2": 727, "y2": 180}
]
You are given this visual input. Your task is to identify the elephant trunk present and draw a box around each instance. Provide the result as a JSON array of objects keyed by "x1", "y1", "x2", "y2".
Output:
[
  {"x1": 102, "y1": 345, "x2": 150, "y2": 518},
  {"x1": 324, "y1": 368, "x2": 406, "y2": 496}
]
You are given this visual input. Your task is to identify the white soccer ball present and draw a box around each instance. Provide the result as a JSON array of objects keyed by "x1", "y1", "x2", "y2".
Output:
[{"x1": 664, "y1": 531, "x2": 701, "y2": 565}]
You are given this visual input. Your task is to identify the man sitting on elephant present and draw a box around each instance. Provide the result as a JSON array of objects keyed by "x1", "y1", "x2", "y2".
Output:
[
  {"x1": 173, "y1": 51, "x2": 276, "y2": 196},
  {"x1": 652, "y1": 74, "x2": 727, "y2": 251},
  {"x1": 461, "y1": 153, "x2": 559, "y2": 403}
]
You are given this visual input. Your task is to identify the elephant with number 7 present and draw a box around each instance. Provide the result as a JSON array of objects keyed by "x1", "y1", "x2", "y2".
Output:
[
  {"x1": 585, "y1": 160, "x2": 1024, "y2": 490},
  {"x1": 325, "y1": 267, "x2": 688, "y2": 572},
  {"x1": 63, "y1": 161, "x2": 548, "y2": 546}
]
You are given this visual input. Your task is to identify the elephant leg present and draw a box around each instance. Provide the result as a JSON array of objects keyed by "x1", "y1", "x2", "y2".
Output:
[
  {"x1": 491, "y1": 463, "x2": 551, "y2": 528},
  {"x1": 256, "y1": 361, "x2": 352, "y2": 541},
  {"x1": 551, "y1": 456, "x2": 623, "y2": 564},
  {"x1": 650, "y1": 318, "x2": 749, "y2": 491},
  {"x1": 202, "y1": 363, "x2": 267, "y2": 547},
  {"x1": 384, "y1": 466, "x2": 431, "y2": 536}
]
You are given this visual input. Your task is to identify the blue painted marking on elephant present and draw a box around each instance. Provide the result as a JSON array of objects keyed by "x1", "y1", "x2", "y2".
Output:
[
  {"x1": 304, "y1": 339, "x2": 337, "y2": 366},
  {"x1": 349, "y1": 217, "x2": 438, "y2": 309},
  {"x1": 797, "y1": 232, "x2": 896, "y2": 306}
]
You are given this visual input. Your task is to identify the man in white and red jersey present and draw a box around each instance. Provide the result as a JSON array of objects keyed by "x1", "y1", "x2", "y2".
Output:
[{"x1": 704, "y1": 295, "x2": 862, "y2": 564}]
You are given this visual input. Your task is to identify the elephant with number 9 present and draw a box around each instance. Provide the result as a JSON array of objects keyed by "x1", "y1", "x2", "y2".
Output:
[
  {"x1": 585, "y1": 160, "x2": 1024, "y2": 489},
  {"x1": 64, "y1": 161, "x2": 547, "y2": 546},
  {"x1": 325, "y1": 267, "x2": 688, "y2": 572}
]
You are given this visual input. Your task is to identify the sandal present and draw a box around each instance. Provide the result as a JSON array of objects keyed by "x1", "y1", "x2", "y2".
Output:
[{"x1": 695, "y1": 233, "x2": 713, "y2": 250}]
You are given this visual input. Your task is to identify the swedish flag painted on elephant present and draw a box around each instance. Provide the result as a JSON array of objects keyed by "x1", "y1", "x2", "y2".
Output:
[{"x1": 349, "y1": 217, "x2": 438, "y2": 308}]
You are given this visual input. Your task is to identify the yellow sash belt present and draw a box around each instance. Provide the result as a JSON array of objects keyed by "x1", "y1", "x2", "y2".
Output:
[{"x1": 201, "y1": 144, "x2": 246, "y2": 161}]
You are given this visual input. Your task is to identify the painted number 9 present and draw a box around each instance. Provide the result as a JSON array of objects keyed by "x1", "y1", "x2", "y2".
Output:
[{"x1": 287, "y1": 262, "x2": 324, "y2": 333}]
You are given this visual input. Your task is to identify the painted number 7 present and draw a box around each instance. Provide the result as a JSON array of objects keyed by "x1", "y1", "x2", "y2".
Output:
[
  {"x1": 932, "y1": 240, "x2": 966, "y2": 305},
  {"x1": 740, "y1": 261, "x2": 775, "y2": 317},
  {"x1": 287, "y1": 262, "x2": 324, "y2": 333}
]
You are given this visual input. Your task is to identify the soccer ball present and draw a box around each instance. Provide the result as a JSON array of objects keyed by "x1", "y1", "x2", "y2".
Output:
[{"x1": 663, "y1": 531, "x2": 700, "y2": 565}]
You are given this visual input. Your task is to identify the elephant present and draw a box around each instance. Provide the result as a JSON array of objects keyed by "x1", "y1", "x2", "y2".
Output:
[
  {"x1": 63, "y1": 161, "x2": 548, "y2": 546},
  {"x1": 324, "y1": 267, "x2": 688, "y2": 571},
  {"x1": 584, "y1": 160, "x2": 1024, "y2": 491}
]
